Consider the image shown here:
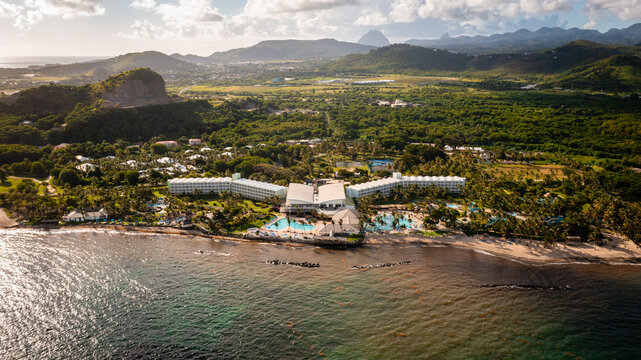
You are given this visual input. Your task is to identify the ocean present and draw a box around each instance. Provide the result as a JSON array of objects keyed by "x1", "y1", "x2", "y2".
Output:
[
  {"x1": 0, "y1": 229, "x2": 640, "y2": 359},
  {"x1": 0, "y1": 57, "x2": 106, "y2": 69}
]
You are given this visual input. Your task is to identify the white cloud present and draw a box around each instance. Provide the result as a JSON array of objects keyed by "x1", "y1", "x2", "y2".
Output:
[
  {"x1": 119, "y1": 19, "x2": 165, "y2": 38},
  {"x1": 0, "y1": 0, "x2": 20, "y2": 18},
  {"x1": 131, "y1": 0, "x2": 156, "y2": 10},
  {"x1": 2, "y1": 0, "x2": 105, "y2": 29},
  {"x1": 123, "y1": 0, "x2": 224, "y2": 39},
  {"x1": 355, "y1": 11, "x2": 389, "y2": 26},
  {"x1": 243, "y1": 0, "x2": 360, "y2": 17},
  {"x1": 584, "y1": 0, "x2": 641, "y2": 28}
]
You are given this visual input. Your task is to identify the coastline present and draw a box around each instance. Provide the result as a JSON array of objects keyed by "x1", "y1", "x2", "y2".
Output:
[
  {"x1": 2, "y1": 222, "x2": 641, "y2": 265},
  {"x1": 365, "y1": 232, "x2": 641, "y2": 265},
  {"x1": 0, "y1": 208, "x2": 18, "y2": 228}
]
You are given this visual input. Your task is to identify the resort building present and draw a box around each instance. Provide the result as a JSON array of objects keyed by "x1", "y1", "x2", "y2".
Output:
[
  {"x1": 188, "y1": 139, "x2": 202, "y2": 146},
  {"x1": 168, "y1": 175, "x2": 287, "y2": 201},
  {"x1": 168, "y1": 177, "x2": 232, "y2": 195},
  {"x1": 283, "y1": 182, "x2": 347, "y2": 213},
  {"x1": 285, "y1": 183, "x2": 315, "y2": 213},
  {"x1": 317, "y1": 183, "x2": 346, "y2": 209},
  {"x1": 62, "y1": 208, "x2": 109, "y2": 222},
  {"x1": 316, "y1": 209, "x2": 361, "y2": 236},
  {"x1": 346, "y1": 172, "x2": 466, "y2": 199},
  {"x1": 231, "y1": 179, "x2": 287, "y2": 201}
]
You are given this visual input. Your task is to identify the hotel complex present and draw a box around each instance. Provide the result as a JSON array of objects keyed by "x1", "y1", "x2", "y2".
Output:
[
  {"x1": 168, "y1": 172, "x2": 465, "y2": 203},
  {"x1": 346, "y1": 172, "x2": 466, "y2": 199},
  {"x1": 168, "y1": 174, "x2": 287, "y2": 201}
]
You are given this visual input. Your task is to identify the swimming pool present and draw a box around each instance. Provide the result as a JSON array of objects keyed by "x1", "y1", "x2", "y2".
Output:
[
  {"x1": 266, "y1": 218, "x2": 316, "y2": 231},
  {"x1": 366, "y1": 214, "x2": 419, "y2": 232}
]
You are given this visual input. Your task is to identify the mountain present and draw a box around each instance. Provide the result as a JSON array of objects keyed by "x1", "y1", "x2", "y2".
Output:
[
  {"x1": 326, "y1": 44, "x2": 470, "y2": 72},
  {"x1": 0, "y1": 68, "x2": 173, "y2": 113},
  {"x1": 92, "y1": 68, "x2": 172, "y2": 108},
  {"x1": 546, "y1": 55, "x2": 641, "y2": 91},
  {"x1": 35, "y1": 51, "x2": 200, "y2": 79},
  {"x1": 358, "y1": 30, "x2": 391, "y2": 47},
  {"x1": 407, "y1": 23, "x2": 641, "y2": 54},
  {"x1": 326, "y1": 41, "x2": 641, "y2": 74},
  {"x1": 171, "y1": 39, "x2": 376, "y2": 64}
]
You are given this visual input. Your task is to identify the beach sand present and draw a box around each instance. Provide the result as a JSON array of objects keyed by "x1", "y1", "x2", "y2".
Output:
[
  {"x1": 0, "y1": 208, "x2": 18, "y2": 228},
  {"x1": 365, "y1": 232, "x2": 641, "y2": 264},
  {"x1": 4, "y1": 222, "x2": 641, "y2": 264}
]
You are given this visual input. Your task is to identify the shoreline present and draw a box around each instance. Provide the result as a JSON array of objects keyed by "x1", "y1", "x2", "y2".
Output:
[
  {"x1": 2, "y1": 223, "x2": 641, "y2": 265},
  {"x1": 365, "y1": 232, "x2": 641, "y2": 265}
]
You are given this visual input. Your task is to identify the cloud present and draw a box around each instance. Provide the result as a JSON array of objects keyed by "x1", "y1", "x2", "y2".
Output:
[
  {"x1": 2, "y1": 0, "x2": 105, "y2": 29},
  {"x1": 131, "y1": 0, "x2": 156, "y2": 9},
  {"x1": 243, "y1": 0, "x2": 360, "y2": 16},
  {"x1": 355, "y1": 11, "x2": 389, "y2": 26},
  {"x1": 0, "y1": 0, "x2": 20, "y2": 18},
  {"x1": 119, "y1": 19, "x2": 165, "y2": 38},
  {"x1": 123, "y1": 0, "x2": 224, "y2": 39},
  {"x1": 584, "y1": 0, "x2": 641, "y2": 28}
]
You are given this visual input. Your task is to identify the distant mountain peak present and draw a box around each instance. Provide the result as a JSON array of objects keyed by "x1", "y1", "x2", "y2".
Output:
[{"x1": 358, "y1": 30, "x2": 390, "y2": 47}]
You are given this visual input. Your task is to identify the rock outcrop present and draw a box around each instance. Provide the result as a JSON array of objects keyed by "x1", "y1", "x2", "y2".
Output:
[{"x1": 97, "y1": 68, "x2": 172, "y2": 108}]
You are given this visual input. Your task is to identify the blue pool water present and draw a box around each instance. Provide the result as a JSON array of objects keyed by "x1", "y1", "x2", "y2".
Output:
[
  {"x1": 266, "y1": 218, "x2": 316, "y2": 231},
  {"x1": 366, "y1": 214, "x2": 419, "y2": 232},
  {"x1": 368, "y1": 159, "x2": 394, "y2": 166}
]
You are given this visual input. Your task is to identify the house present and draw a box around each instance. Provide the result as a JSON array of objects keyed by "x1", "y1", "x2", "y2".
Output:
[
  {"x1": 156, "y1": 141, "x2": 178, "y2": 148},
  {"x1": 62, "y1": 210, "x2": 85, "y2": 222},
  {"x1": 62, "y1": 208, "x2": 108, "y2": 222},
  {"x1": 75, "y1": 155, "x2": 91, "y2": 162},
  {"x1": 84, "y1": 208, "x2": 109, "y2": 221},
  {"x1": 53, "y1": 143, "x2": 71, "y2": 151},
  {"x1": 189, "y1": 139, "x2": 202, "y2": 146}
]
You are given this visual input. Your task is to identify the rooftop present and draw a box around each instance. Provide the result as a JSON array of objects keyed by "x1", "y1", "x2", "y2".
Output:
[
  {"x1": 318, "y1": 183, "x2": 346, "y2": 203},
  {"x1": 286, "y1": 183, "x2": 314, "y2": 204}
]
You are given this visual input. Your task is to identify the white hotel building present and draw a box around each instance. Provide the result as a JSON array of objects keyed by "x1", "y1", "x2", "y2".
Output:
[
  {"x1": 168, "y1": 174, "x2": 287, "y2": 201},
  {"x1": 346, "y1": 172, "x2": 466, "y2": 199}
]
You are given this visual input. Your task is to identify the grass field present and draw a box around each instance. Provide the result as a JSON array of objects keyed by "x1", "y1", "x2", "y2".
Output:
[
  {"x1": 482, "y1": 164, "x2": 567, "y2": 179},
  {"x1": 0, "y1": 177, "x2": 23, "y2": 193}
]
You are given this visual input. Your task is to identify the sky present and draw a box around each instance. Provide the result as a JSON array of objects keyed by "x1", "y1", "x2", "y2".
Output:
[{"x1": 0, "y1": 0, "x2": 640, "y2": 57}]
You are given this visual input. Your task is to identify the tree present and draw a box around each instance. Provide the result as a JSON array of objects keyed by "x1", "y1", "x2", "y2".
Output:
[
  {"x1": 0, "y1": 168, "x2": 7, "y2": 183},
  {"x1": 58, "y1": 168, "x2": 81, "y2": 186},
  {"x1": 125, "y1": 171, "x2": 140, "y2": 186},
  {"x1": 30, "y1": 161, "x2": 47, "y2": 178},
  {"x1": 150, "y1": 143, "x2": 168, "y2": 155}
]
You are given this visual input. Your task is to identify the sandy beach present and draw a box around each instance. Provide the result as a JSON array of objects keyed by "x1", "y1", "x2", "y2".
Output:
[
  {"x1": 365, "y1": 232, "x2": 641, "y2": 264},
  {"x1": 0, "y1": 208, "x2": 18, "y2": 228},
  {"x1": 3, "y1": 222, "x2": 641, "y2": 264}
]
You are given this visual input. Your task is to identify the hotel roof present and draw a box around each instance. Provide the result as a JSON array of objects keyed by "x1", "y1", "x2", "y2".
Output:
[
  {"x1": 286, "y1": 183, "x2": 314, "y2": 204},
  {"x1": 233, "y1": 178, "x2": 287, "y2": 192},
  {"x1": 318, "y1": 183, "x2": 346, "y2": 204},
  {"x1": 168, "y1": 177, "x2": 231, "y2": 184},
  {"x1": 346, "y1": 177, "x2": 401, "y2": 191}
]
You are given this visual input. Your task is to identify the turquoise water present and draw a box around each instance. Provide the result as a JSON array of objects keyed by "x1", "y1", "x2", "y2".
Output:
[
  {"x1": 266, "y1": 218, "x2": 316, "y2": 231},
  {"x1": 367, "y1": 214, "x2": 418, "y2": 232},
  {"x1": 1, "y1": 229, "x2": 641, "y2": 359}
]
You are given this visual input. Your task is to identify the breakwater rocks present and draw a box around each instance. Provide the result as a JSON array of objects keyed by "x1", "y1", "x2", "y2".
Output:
[
  {"x1": 481, "y1": 284, "x2": 572, "y2": 291},
  {"x1": 351, "y1": 261, "x2": 411, "y2": 270},
  {"x1": 266, "y1": 260, "x2": 320, "y2": 268}
]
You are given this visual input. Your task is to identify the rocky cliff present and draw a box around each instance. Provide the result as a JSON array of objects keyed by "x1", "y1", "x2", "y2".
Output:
[{"x1": 96, "y1": 68, "x2": 172, "y2": 108}]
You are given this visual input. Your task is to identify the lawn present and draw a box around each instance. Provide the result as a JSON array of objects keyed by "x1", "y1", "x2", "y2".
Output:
[
  {"x1": 0, "y1": 177, "x2": 23, "y2": 193},
  {"x1": 481, "y1": 164, "x2": 568, "y2": 180}
]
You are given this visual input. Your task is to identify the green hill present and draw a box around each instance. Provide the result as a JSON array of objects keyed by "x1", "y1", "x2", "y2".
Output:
[
  {"x1": 326, "y1": 41, "x2": 639, "y2": 74},
  {"x1": 325, "y1": 44, "x2": 471, "y2": 73},
  {"x1": 207, "y1": 39, "x2": 375, "y2": 62},
  {"x1": 36, "y1": 51, "x2": 200, "y2": 79},
  {"x1": 545, "y1": 55, "x2": 641, "y2": 91},
  {"x1": 1, "y1": 68, "x2": 172, "y2": 114}
]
